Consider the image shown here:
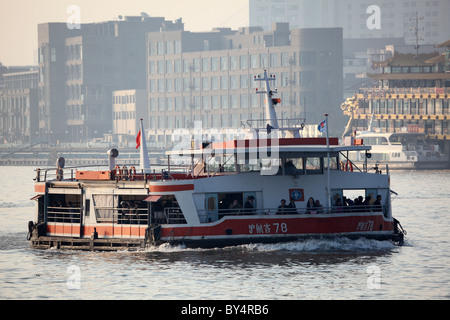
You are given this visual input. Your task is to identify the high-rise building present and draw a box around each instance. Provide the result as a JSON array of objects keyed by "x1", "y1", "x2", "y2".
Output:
[
  {"x1": 146, "y1": 23, "x2": 343, "y2": 146},
  {"x1": 249, "y1": 0, "x2": 450, "y2": 45}
]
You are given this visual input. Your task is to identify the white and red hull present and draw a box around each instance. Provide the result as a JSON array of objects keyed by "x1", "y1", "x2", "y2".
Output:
[{"x1": 39, "y1": 211, "x2": 402, "y2": 249}]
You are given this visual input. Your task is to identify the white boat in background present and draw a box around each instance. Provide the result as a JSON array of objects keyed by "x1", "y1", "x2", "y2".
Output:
[{"x1": 345, "y1": 130, "x2": 449, "y2": 170}]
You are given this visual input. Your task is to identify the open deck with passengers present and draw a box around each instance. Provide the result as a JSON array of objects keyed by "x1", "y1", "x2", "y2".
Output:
[{"x1": 28, "y1": 70, "x2": 405, "y2": 250}]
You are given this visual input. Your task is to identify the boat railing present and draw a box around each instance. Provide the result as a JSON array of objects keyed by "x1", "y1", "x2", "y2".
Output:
[
  {"x1": 34, "y1": 165, "x2": 186, "y2": 183},
  {"x1": 199, "y1": 204, "x2": 389, "y2": 222},
  {"x1": 242, "y1": 118, "x2": 306, "y2": 130},
  {"x1": 47, "y1": 206, "x2": 82, "y2": 223}
]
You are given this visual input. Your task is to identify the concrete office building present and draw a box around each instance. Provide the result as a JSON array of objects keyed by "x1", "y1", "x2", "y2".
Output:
[
  {"x1": 112, "y1": 89, "x2": 147, "y2": 143},
  {"x1": 38, "y1": 15, "x2": 184, "y2": 143},
  {"x1": 0, "y1": 69, "x2": 38, "y2": 144},
  {"x1": 146, "y1": 23, "x2": 343, "y2": 146}
]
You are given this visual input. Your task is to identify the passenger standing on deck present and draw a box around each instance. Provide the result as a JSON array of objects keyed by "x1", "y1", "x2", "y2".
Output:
[
  {"x1": 244, "y1": 196, "x2": 256, "y2": 215},
  {"x1": 315, "y1": 199, "x2": 324, "y2": 213},
  {"x1": 287, "y1": 197, "x2": 297, "y2": 213},
  {"x1": 276, "y1": 199, "x2": 288, "y2": 215},
  {"x1": 229, "y1": 199, "x2": 242, "y2": 214},
  {"x1": 373, "y1": 195, "x2": 382, "y2": 211},
  {"x1": 306, "y1": 197, "x2": 316, "y2": 214}
]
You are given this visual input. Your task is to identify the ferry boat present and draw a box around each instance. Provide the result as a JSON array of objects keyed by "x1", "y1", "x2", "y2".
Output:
[{"x1": 28, "y1": 70, "x2": 406, "y2": 250}]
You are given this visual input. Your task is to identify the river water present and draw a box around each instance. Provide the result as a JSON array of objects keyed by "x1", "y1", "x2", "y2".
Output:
[{"x1": 0, "y1": 166, "x2": 449, "y2": 300}]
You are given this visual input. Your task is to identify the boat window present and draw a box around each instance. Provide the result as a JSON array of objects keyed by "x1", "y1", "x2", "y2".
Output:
[
  {"x1": 305, "y1": 157, "x2": 323, "y2": 174},
  {"x1": 364, "y1": 137, "x2": 389, "y2": 146},
  {"x1": 324, "y1": 156, "x2": 338, "y2": 170},
  {"x1": 151, "y1": 195, "x2": 185, "y2": 224},
  {"x1": 282, "y1": 158, "x2": 304, "y2": 175},
  {"x1": 46, "y1": 193, "x2": 82, "y2": 224},
  {"x1": 116, "y1": 195, "x2": 150, "y2": 225}
]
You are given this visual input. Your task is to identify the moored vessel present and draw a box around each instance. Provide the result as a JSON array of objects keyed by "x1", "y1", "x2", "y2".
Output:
[{"x1": 28, "y1": 70, "x2": 406, "y2": 250}]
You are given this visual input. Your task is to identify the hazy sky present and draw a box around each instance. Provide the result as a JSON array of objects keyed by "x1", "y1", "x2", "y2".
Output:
[{"x1": 0, "y1": 0, "x2": 249, "y2": 66}]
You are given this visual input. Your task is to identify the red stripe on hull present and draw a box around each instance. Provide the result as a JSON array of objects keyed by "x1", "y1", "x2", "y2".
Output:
[
  {"x1": 149, "y1": 184, "x2": 194, "y2": 192},
  {"x1": 160, "y1": 214, "x2": 394, "y2": 239}
]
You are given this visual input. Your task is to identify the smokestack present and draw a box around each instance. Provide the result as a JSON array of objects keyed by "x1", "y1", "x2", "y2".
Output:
[{"x1": 107, "y1": 148, "x2": 119, "y2": 170}]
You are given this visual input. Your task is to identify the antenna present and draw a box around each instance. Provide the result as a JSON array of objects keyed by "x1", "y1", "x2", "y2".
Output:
[{"x1": 410, "y1": 11, "x2": 424, "y2": 60}]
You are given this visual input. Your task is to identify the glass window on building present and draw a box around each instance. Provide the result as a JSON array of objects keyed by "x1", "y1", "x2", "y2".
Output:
[
  {"x1": 251, "y1": 55, "x2": 259, "y2": 69},
  {"x1": 221, "y1": 76, "x2": 228, "y2": 90},
  {"x1": 166, "y1": 97, "x2": 174, "y2": 111},
  {"x1": 158, "y1": 79, "x2": 165, "y2": 93},
  {"x1": 157, "y1": 42, "x2": 164, "y2": 55},
  {"x1": 221, "y1": 56, "x2": 228, "y2": 71},
  {"x1": 174, "y1": 40, "x2": 181, "y2": 54},
  {"x1": 166, "y1": 79, "x2": 173, "y2": 93},
  {"x1": 212, "y1": 95, "x2": 219, "y2": 109},
  {"x1": 202, "y1": 96, "x2": 210, "y2": 109},
  {"x1": 212, "y1": 57, "x2": 219, "y2": 71},
  {"x1": 166, "y1": 60, "x2": 173, "y2": 74},
  {"x1": 174, "y1": 60, "x2": 182, "y2": 73},
  {"x1": 230, "y1": 56, "x2": 238, "y2": 70},
  {"x1": 231, "y1": 95, "x2": 239, "y2": 108},
  {"x1": 240, "y1": 75, "x2": 248, "y2": 89},
  {"x1": 240, "y1": 94, "x2": 248, "y2": 108},
  {"x1": 211, "y1": 76, "x2": 219, "y2": 90},
  {"x1": 166, "y1": 41, "x2": 174, "y2": 55},
  {"x1": 202, "y1": 58, "x2": 210, "y2": 72},
  {"x1": 230, "y1": 75, "x2": 239, "y2": 90},
  {"x1": 240, "y1": 55, "x2": 248, "y2": 69},
  {"x1": 158, "y1": 60, "x2": 165, "y2": 74},
  {"x1": 221, "y1": 95, "x2": 229, "y2": 109},
  {"x1": 260, "y1": 54, "x2": 268, "y2": 68},
  {"x1": 281, "y1": 52, "x2": 289, "y2": 67},
  {"x1": 158, "y1": 98, "x2": 165, "y2": 111},
  {"x1": 184, "y1": 78, "x2": 190, "y2": 92},
  {"x1": 202, "y1": 77, "x2": 210, "y2": 91},
  {"x1": 270, "y1": 53, "x2": 279, "y2": 68},
  {"x1": 149, "y1": 61, "x2": 156, "y2": 75}
]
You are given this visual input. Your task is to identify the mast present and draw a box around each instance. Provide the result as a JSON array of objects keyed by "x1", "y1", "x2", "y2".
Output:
[{"x1": 254, "y1": 69, "x2": 279, "y2": 131}]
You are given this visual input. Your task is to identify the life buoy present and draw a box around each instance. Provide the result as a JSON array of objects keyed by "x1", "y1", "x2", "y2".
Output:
[
  {"x1": 345, "y1": 161, "x2": 353, "y2": 172},
  {"x1": 129, "y1": 166, "x2": 136, "y2": 180},
  {"x1": 426, "y1": 151, "x2": 431, "y2": 157},
  {"x1": 122, "y1": 165, "x2": 128, "y2": 180},
  {"x1": 340, "y1": 161, "x2": 345, "y2": 171},
  {"x1": 114, "y1": 165, "x2": 122, "y2": 180}
]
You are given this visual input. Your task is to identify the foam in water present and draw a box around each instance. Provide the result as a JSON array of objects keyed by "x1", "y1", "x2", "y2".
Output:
[{"x1": 141, "y1": 237, "x2": 396, "y2": 254}]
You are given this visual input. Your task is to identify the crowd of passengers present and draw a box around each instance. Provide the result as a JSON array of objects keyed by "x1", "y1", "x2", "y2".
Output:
[
  {"x1": 118, "y1": 201, "x2": 147, "y2": 224},
  {"x1": 226, "y1": 194, "x2": 383, "y2": 215}
]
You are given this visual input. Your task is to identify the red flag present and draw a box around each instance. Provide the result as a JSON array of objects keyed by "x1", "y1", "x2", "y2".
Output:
[{"x1": 136, "y1": 130, "x2": 141, "y2": 149}]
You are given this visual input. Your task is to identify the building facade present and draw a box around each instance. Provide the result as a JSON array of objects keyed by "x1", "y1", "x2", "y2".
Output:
[
  {"x1": 112, "y1": 89, "x2": 147, "y2": 142},
  {"x1": 249, "y1": 0, "x2": 450, "y2": 45},
  {"x1": 146, "y1": 23, "x2": 343, "y2": 146},
  {"x1": 0, "y1": 69, "x2": 38, "y2": 144},
  {"x1": 38, "y1": 15, "x2": 184, "y2": 143}
]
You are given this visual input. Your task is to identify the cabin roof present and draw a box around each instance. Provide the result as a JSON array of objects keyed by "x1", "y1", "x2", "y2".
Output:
[{"x1": 167, "y1": 137, "x2": 370, "y2": 157}]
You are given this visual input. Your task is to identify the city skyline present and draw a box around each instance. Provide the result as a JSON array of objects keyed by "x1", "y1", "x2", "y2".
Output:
[{"x1": 0, "y1": 0, "x2": 249, "y2": 66}]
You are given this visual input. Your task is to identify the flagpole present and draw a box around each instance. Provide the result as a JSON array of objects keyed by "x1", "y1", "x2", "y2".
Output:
[
  {"x1": 325, "y1": 114, "x2": 331, "y2": 210},
  {"x1": 139, "y1": 118, "x2": 151, "y2": 173}
]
